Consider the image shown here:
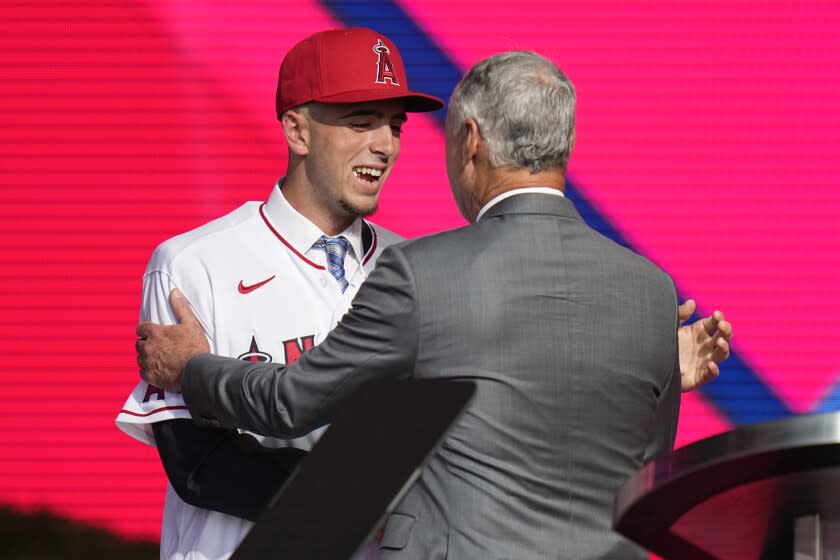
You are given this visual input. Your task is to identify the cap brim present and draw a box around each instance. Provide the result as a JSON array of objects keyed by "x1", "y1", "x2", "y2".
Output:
[{"x1": 313, "y1": 89, "x2": 444, "y2": 112}]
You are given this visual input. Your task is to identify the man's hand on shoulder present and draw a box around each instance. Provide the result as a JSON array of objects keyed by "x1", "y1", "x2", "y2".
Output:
[
  {"x1": 678, "y1": 299, "x2": 733, "y2": 392},
  {"x1": 137, "y1": 288, "x2": 209, "y2": 392}
]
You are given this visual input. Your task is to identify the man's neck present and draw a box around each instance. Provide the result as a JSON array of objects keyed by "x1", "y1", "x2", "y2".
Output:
[
  {"x1": 280, "y1": 177, "x2": 355, "y2": 236},
  {"x1": 475, "y1": 166, "x2": 566, "y2": 212}
]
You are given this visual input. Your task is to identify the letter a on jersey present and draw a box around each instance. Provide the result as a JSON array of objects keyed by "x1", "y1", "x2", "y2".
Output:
[{"x1": 373, "y1": 39, "x2": 399, "y2": 85}]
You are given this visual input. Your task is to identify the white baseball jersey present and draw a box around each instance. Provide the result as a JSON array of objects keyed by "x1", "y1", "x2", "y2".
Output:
[{"x1": 116, "y1": 182, "x2": 402, "y2": 560}]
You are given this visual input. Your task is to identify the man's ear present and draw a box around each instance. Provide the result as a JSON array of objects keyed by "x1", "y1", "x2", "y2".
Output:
[
  {"x1": 463, "y1": 118, "x2": 481, "y2": 164},
  {"x1": 281, "y1": 109, "x2": 310, "y2": 156}
]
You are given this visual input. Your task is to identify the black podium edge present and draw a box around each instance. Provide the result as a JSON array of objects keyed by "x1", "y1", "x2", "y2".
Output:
[{"x1": 613, "y1": 411, "x2": 840, "y2": 559}]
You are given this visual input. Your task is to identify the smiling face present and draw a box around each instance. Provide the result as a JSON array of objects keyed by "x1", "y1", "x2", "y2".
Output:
[{"x1": 285, "y1": 100, "x2": 407, "y2": 233}]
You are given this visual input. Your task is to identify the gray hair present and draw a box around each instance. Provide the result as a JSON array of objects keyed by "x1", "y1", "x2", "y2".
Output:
[{"x1": 448, "y1": 51, "x2": 576, "y2": 173}]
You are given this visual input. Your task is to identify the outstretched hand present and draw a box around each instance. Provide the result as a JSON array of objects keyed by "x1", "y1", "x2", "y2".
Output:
[
  {"x1": 136, "y1": 288, "x2": 209, "y2": 393},
  {"x1": 678, "y1": 299, "x2": 733, "y2": 392}
]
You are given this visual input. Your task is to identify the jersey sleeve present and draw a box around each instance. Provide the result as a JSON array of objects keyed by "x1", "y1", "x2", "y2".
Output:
[{"x1": 115, "y1": 267, "x2": 212, "y2": 446}]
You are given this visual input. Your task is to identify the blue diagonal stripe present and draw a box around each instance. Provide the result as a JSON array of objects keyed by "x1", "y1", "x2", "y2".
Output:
[
  {"x1": 816, "y1": 378, "x2": 840, "y2": 413},
  {"x1": 692, "y1": 339, "x2": 791, "y2": 423},
  {"x1": 320, "y1": 0, "x2": 793, "y2": 426}
]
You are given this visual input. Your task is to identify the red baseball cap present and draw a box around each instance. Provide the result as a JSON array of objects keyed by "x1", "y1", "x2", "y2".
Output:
[{"x1": 276, "y1": 27, "x2": 444, "y2": 117}]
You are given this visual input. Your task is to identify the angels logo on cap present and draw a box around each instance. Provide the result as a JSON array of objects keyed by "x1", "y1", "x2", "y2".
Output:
[
  {"x1": 373, "y1": 39, "x2": 399, "y2": 86},
  {"x1": 275, "y1": 27, "x2": 443, "y2": 117}
]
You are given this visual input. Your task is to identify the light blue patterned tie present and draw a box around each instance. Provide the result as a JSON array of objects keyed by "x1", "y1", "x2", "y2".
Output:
[{"x1": 314, "y1": 235, "x2": 350, "y2": 293}]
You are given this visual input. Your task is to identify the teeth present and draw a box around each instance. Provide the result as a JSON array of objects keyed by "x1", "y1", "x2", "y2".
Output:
[{"x1": 353, "y1": 167, "x2": 383, "y2": 178}]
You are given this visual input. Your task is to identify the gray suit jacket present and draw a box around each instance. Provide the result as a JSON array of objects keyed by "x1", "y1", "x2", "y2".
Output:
[{"x1": 184, "y1": 193, "x2": 680, "y2": 559}]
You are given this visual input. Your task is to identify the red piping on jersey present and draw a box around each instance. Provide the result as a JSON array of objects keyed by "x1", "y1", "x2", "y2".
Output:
[
  {"x1": 362, "y1": 223, "x2": 378, "y2": 265},
  {"x1": 118, "y1": 405, "x2": 189, "y2": 417},
  {"x1": 259, "y1": 203, "x2": 325, "y2": 270}
]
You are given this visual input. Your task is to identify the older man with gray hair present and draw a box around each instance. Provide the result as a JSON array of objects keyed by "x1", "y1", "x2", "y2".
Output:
[{"x1": 138, "y1": 50, "x2": 731, "y2": 559}]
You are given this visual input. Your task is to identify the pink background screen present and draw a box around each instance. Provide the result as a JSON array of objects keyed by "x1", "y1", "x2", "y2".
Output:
[{"x1": 2, "y1": 0, "x2": 839, "y2": 542}]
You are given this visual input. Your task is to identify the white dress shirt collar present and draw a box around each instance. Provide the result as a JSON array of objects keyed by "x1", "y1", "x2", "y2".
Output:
[
  {"x1": 262, "y1": 179, "x2": 364, "y2": 263},
  {"x1": 476, "y1": 187, "x2": 565, "y2": 222}
]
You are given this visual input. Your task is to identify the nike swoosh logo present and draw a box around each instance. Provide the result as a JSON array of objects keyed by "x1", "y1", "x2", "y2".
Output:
[{"x1": 238, "y1": 276, "x2": 276, "y2": 294}]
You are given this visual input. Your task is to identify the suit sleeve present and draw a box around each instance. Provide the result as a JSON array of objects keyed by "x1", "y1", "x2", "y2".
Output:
[
  {"x1": 643, "y1": 297, "x2": 682, "y2": 463},
  {"x1": 182, "y1": 244, "x2": 420, "y2": 438}
]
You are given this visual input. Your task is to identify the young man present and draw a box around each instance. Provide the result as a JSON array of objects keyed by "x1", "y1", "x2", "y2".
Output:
[{"x1": 116, "y1": 28, "x2": 443, "y2": 560}]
